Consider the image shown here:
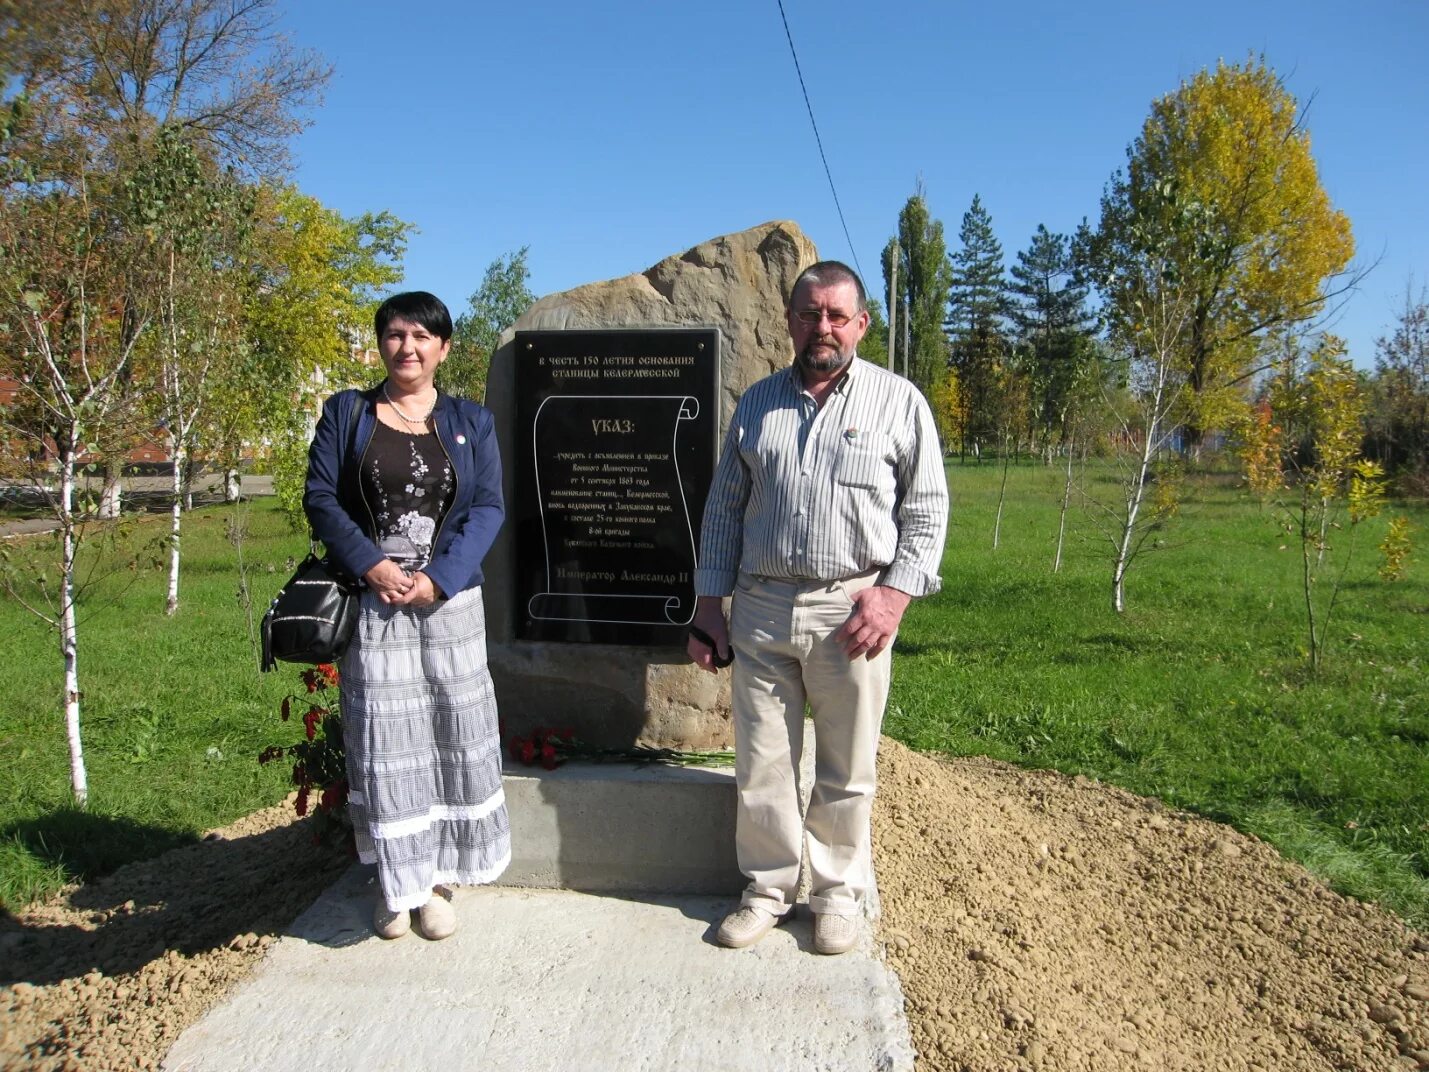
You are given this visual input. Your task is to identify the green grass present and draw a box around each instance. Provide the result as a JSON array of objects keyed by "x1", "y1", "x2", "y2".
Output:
[
  {"x1": 889, "y1": 457, "x2": 1429, "y2": 929},
  {"x1": 0, "y1": 498, "x2": 308, "y2": 908},
  {"x1": 2, "y1": 470, "x2": 1426, "y2": 931}
]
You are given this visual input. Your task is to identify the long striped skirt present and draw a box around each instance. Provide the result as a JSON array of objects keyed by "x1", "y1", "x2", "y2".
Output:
[{"x1": 340, "y1": 585, "x2": 510, "y2": 912}]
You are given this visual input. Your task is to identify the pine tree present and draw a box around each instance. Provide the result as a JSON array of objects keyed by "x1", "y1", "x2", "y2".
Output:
[
  {"x1": 946, "y1": 195, "x2": 1011, "y2": 455},
  {"x1": 947, "y1": 195, "x2": 1008, "y2": 340},
  {"x1": 1008, "y1": 224, "x2": 1095, "y2": 450},
  {"x1": 1368, "y1": 288, "x2": 1429, "y2": 485}
]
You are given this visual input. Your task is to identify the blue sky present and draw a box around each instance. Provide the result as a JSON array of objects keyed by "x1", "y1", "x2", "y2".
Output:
[{"x1": 278, "y1": 1, "x2": 1428, "y2": 367}]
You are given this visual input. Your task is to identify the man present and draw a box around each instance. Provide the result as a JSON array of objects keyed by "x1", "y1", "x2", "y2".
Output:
[{"x1": 687, "y1": 260, "x2": 949, "y2": 955}]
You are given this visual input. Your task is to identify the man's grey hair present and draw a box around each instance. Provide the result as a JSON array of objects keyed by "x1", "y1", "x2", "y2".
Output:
[{"x1": 789, "y1": 260, "x2": 868, "y2": 312}]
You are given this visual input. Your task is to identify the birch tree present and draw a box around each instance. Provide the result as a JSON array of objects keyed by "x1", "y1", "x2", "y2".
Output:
[
  {"x1": 0, "y1": 156, "x2": 152, "y2": 806},
  {"x1": 5, "y1": 0, "x2": 329, "y2": 178},
  {"x1": 1077, "y1": 187, "x2": 1202, "y2": 613},
  {"x1": 0, "y1": 0, "x2": 326, "y2": 801},
  {"x1": 128, "y1": 128, "x2": 252, "y2": 613}
]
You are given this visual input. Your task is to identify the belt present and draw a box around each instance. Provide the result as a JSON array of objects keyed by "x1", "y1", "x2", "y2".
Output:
[{"x1": 740, "y1": 567, "x2": 882, "y2": 590}]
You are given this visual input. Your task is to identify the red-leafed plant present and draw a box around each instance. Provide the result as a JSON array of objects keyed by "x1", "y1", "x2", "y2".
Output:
[{"x1": 259, "y1": 663, "x2": 352, "y2": 848}]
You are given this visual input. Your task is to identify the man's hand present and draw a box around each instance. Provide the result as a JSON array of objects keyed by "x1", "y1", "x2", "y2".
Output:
[
  {"x1": 686, "y1": 596, "x2": 732, "y2": 673},
  {"x1": 388, "y1": 571, "x2": 441, "y2": 607},
  {"x1": 364, "y1": 559, "x2": 413, "y2": 605},
  {"x1": 835, "y1": 585, "x2": 911, "y2": 660}
]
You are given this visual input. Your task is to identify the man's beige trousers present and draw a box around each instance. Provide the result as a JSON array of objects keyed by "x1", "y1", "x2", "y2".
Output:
[{"x1": 729, "y1": 569, "x2": 891, "y2": 917}]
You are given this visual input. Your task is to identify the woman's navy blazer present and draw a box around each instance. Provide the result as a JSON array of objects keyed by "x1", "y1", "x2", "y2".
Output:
[{"x1": 302, "y1": 384, "x2": 504, "y2": 600}]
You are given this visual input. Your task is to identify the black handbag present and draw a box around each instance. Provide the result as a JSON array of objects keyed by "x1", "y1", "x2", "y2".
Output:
[
  {"x1": 261, "y1": 392, "x2": 366, "y2": 672},
  {"x1": 260, "y1": 549, "x2": 360, "y2": 672}
]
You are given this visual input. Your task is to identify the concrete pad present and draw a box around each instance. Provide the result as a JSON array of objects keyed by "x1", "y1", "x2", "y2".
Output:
[
  {"x1": 162, "y1": 866, "x2": 914, "y2": 1072},
  {"x1": 501, "y1": 761, "x2": 741, "y2": 894}
]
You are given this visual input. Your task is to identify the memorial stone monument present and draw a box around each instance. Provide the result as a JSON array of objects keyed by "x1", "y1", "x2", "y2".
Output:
[{"x1": 484, "y1": 220, "x2": 817, "y2": 750}]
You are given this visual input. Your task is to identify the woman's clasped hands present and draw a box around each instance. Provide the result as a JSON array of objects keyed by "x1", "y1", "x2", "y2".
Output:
[{"x1": 364, "y1": 558, "x2": 440, "y2": 607}]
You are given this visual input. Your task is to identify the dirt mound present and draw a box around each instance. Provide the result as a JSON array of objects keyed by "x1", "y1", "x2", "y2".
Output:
[
  {"x1": 1, "y1": 743, "x2": 1425, "y2": 1071},
  {"x1": 0, "y1": 801, "x2": 347, "y2": 1072},
  {"x1": 873, "y1": 738, "x2": 1429, "y2": 1070}
]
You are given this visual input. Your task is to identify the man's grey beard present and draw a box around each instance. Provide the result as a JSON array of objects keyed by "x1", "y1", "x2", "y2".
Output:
[{"x1": 797, "y1": 341, "x2": 854, "y2": 375}]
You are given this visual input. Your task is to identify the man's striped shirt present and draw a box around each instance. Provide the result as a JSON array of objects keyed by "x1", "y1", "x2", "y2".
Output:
[{"x1": 694, "y1": 357, "x2": 949, "y2": 597}]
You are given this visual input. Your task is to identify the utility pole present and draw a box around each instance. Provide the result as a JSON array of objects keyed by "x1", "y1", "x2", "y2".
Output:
[{"x1": 887, "y1": 258, "x2": 898, "y2": 371}]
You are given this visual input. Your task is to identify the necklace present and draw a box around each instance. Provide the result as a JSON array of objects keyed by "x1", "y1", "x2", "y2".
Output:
[{"x1": 382, "y1": 383, "x2": 435, "y2": 429}]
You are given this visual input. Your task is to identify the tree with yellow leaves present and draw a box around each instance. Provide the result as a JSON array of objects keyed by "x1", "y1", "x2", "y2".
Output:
[
  {"x1": 1088, "y1": 57, "x2": 1355, "y2": 455},
  {"x1": 239, "y1": 185, "x2": 409, "y2": 525},
  {"x1": 929, "y1": 370, "x2": 965, "y2": 454},
  {"x1": 1244, "y1": 337, "x2": 1398, "y2": 671}
]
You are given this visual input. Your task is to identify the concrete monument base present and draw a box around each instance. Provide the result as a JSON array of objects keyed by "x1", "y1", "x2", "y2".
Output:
[{"x1": 500, "y1": 759, "x2": 741, "y2": 895}]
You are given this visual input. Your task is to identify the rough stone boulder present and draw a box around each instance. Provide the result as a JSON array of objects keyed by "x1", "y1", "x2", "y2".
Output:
[{"x1": 483, "y1": 220, "x2": 817, "y2": 749}]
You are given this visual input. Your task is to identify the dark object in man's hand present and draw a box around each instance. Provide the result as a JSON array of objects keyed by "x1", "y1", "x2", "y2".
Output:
[{"x1": 688, "y1": 624, "x2": 735, "y2": 668}]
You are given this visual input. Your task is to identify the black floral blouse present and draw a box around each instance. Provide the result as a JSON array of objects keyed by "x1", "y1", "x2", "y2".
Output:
[{"x1": 360, "y1": 421, "x2": 455, "y2": 570}]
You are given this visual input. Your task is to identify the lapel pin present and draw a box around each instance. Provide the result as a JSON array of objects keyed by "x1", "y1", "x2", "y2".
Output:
[
  {"x1": 844, "y1": 427, "x2": 859, "y2": 441},
  {"x1": 455, "y1": 434, "x2": 467, "y2": 445}
]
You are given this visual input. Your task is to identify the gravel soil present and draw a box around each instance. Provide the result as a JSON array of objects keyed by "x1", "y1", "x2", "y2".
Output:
[
  {"x1": 873, "y1": 738, "x2": 1429, "y2": 1071},
  {"x1": 0, "y1": 801, "x2": 347, "y2": 1072},
  {"x1": 2, "y1": 741, "x2": 1427, "y2": 1071}
]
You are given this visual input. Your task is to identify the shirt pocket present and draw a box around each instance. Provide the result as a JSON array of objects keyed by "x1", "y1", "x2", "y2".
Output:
[{"x1": 834, "y1": 432, "x2": 894, "y2": 490}]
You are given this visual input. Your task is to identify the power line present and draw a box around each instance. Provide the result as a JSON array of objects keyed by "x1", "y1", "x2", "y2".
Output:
[{"x1": 775, "y1": 0, "x2": 865, "y2": 285}]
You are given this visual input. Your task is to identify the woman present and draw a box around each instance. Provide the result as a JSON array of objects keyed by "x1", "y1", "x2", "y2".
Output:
[{"x1": 304, "y1": 291, "x2": 508, "y2": 941}]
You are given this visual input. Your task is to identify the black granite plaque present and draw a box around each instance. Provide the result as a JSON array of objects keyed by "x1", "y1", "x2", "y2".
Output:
[{"x1": 514, "y1": 328, "x2": 719, "y2": 645}]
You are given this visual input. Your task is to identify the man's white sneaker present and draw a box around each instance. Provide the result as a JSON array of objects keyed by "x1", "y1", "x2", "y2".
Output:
[
  {"x1": 813, "y1": 911, "x2": 859, "y2": 955},
  {"x1": 717, "y1": 906, "x2": 781, "y2": 948}
]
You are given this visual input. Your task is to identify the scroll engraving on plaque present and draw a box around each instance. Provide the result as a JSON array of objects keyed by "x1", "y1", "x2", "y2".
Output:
[{"x1": 528, "y1": 394, "x2": 699, "y2": 626}]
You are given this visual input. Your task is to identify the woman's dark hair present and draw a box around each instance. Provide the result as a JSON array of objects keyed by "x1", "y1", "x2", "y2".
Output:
[{"x1": 374, "y1": 291, "x2": 454, "y2": 342}]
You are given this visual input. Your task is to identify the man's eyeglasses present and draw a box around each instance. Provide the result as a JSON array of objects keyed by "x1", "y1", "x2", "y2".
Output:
[{"x1": 794, "y1": 309, "x2": 856, "y2": 328}]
